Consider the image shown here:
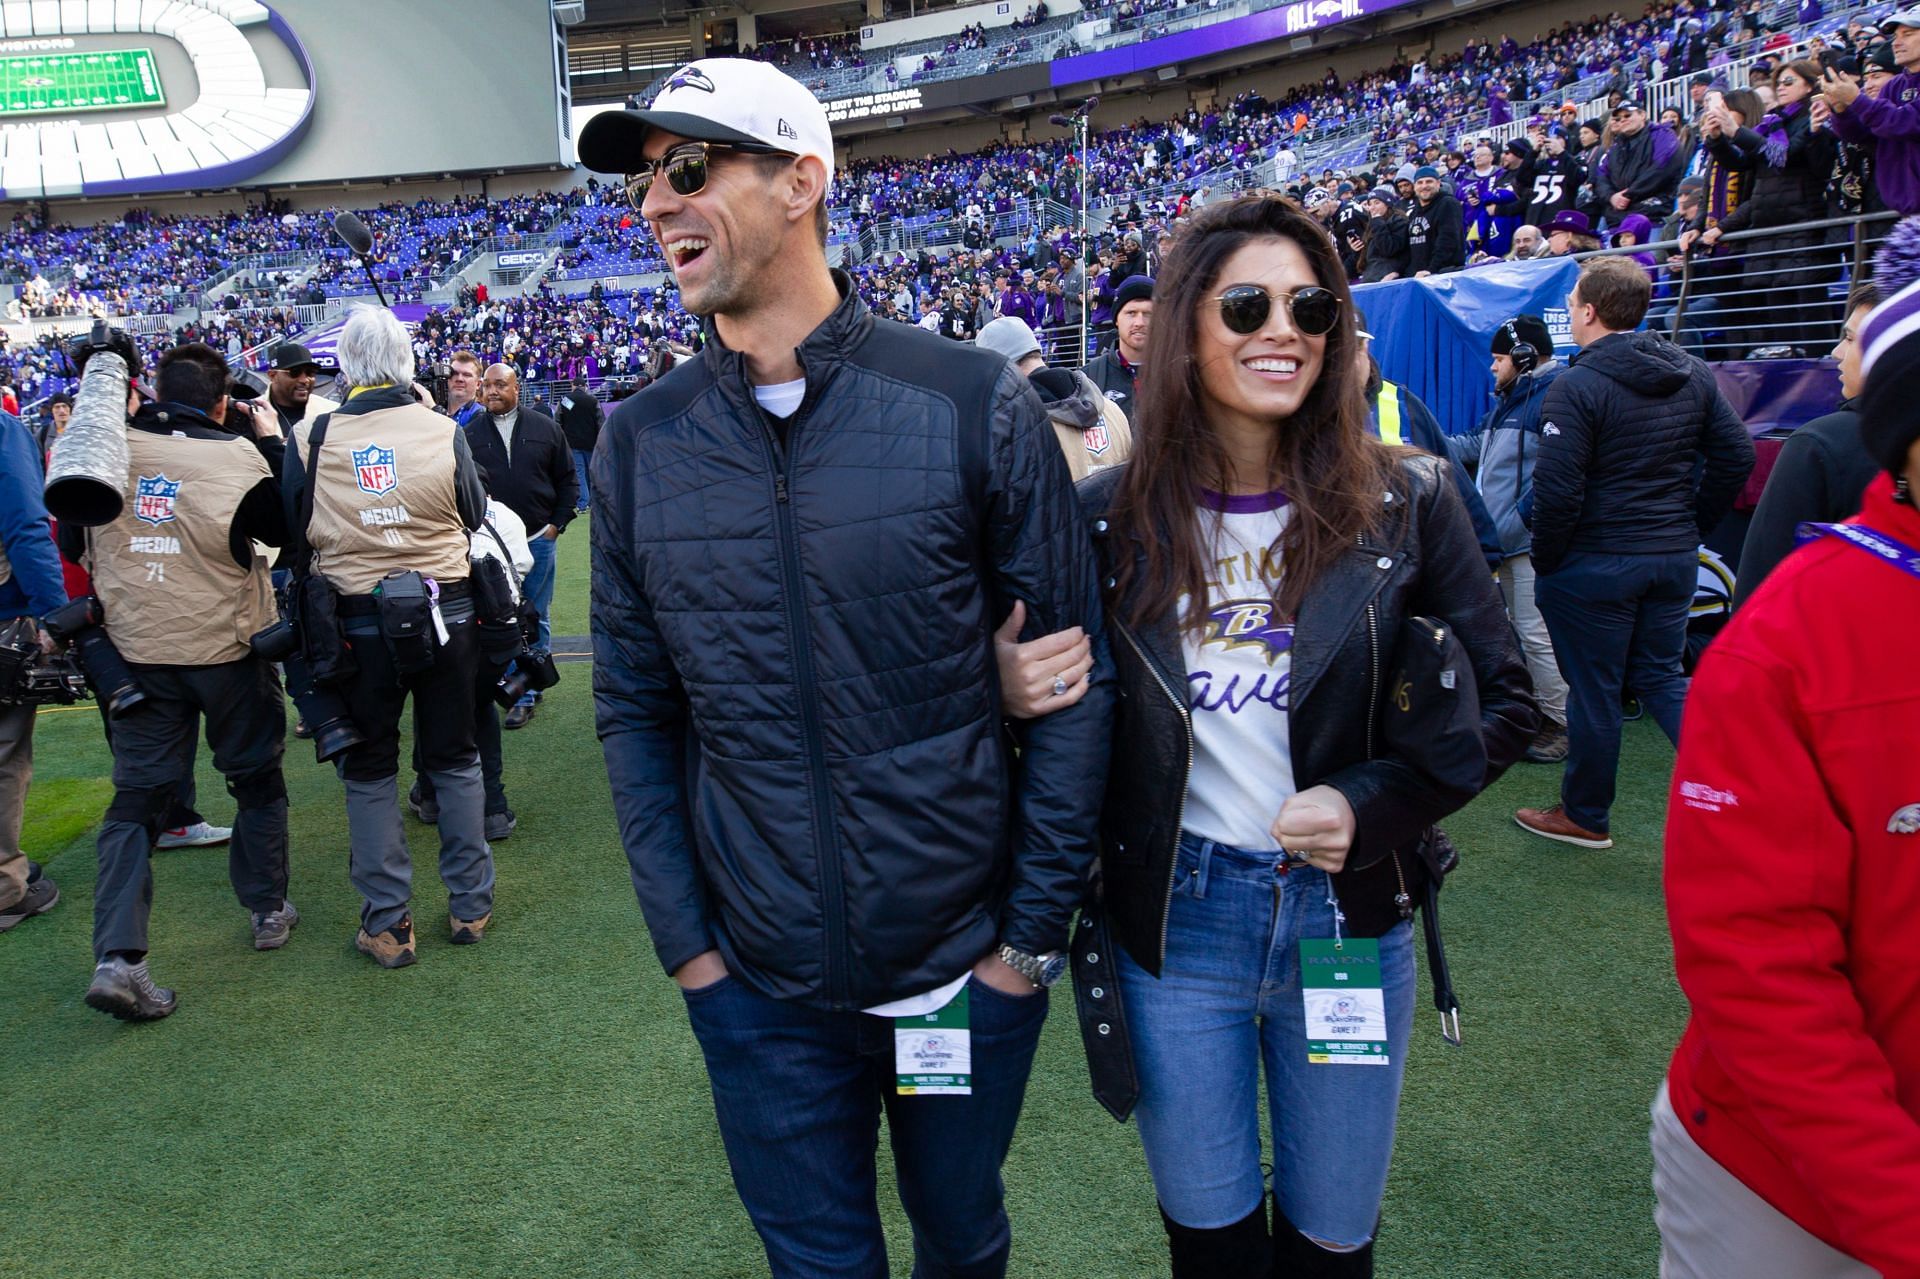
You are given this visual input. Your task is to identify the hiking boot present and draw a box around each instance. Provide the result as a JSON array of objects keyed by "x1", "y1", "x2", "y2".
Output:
[
  {"x1": 156, "y1": 821, "x2": 231, "y2": 850},
  {"x1": 485, "y1": 809, "x2": 517, "y2": 842},
  {"x1": 503, "y1": 701, "x2": 535, "y2": 730},
  {"x1": 354, "y1": 916, "x2": 417, "y2": 968},
  {"x1": 250, "y1": 899, "x2": 300, "y2": 951},
  {"x1": 1524, "y1": 722, "x2": 1570, "y2": 763},
  {"x1": 450, "y1": 911, "x2": 492, "y2": 945},
  {"x1": 1515, "y1": 804, "x2": 1614, "y2": 850},
  {"x1": 85, "y1": 956, "x2": 178, "y2": 1021},
  {"x1": 408, "y1": 784, "x2": 440, "y2": 825},
  {"x1": 0, "y1": 866, "x2": 59, "y2": 933}
]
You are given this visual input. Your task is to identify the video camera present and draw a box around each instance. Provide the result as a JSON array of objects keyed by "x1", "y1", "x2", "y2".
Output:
[{"x1": 0, "y1": 618, "x2": 88, "y2": 709}]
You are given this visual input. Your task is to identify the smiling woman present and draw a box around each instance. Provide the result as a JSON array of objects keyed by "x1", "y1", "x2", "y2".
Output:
[{"x1": 1066, "y1": 193, "x2": 1535, "y2": 1275}]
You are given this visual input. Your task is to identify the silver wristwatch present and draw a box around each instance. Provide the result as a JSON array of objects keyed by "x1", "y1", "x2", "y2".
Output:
[{"x1": 996, "y1": 943, "x2": 1068, "y2": 988}]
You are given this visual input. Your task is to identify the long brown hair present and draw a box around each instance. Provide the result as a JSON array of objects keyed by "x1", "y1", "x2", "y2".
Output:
[{"x1": 1111, "y1": 193, "x2": 1397, "y2": 632}]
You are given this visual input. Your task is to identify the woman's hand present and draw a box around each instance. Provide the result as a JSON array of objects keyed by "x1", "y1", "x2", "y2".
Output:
[
  {"x1": 993, "y1": 600, "x2": 1092, "y2": 719},
  {"x1": 1700, "y1": 225, "x2": 1723, "y2": 248},
  {"x1": 1271, "y1": 785, "x2": 1358, "y2": 874}
]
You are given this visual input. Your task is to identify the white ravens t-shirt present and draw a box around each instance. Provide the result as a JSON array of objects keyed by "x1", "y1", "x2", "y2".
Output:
[{"x1": 1179, "y1": 489, "x2": 1298, "y2": 851}]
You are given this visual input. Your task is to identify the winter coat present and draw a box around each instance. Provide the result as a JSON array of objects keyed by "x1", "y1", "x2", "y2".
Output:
[
  {"x1": 1360, "y1": 212, "x2": 1411, "y2": 282},
  {"x1": 1664, "y1": 472, "x2": 1920, "y2": 1279},
  {"x1": 1406, "y1": 191, "x2": 1466, "y2": 274},
  {"x1": 1080, "y1": 349, "x2": 1142, "y2": 424},
  {"x1": 1718, "y1": 104, "x2": 1835, "y2": 232},
  {"x1": 1530, "y1": 332, "x2": 1755, "y2": 573},
  {"x1": 1829, "y1": 69, "x2": 1920, "y2": 215},
  {"x1": 591, "y1": 274, "x2": 1113, "y2": 1010},
  {"x1": 1446, "y1": 361, "x2": 1566, "y2": 557},
  {"x1": 1593, "y1": 122, "x2": 1687, "y2": 218}
]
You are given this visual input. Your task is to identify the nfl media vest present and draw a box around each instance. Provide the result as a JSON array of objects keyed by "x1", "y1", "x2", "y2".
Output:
[
  {"x1": 299, "y1": 401, "x2": 469, "y2": 595},
  {"x1": 88, "y1": 430, "x2": 274, "y2": 666}
]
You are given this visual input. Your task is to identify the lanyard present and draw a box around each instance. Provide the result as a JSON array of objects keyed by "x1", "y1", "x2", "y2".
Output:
[{"x1": 1795, "y1": 521, "x2": 1920, "y2": 583}]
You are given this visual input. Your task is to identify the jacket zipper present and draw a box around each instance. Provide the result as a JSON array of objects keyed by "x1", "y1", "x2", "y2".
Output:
[
  {"x1": 1113, "y1": 617, "x2": 1192, "y2": 969},
  {"x1": 755, "y1": 402, "x2": 851, "y2": 1008}
]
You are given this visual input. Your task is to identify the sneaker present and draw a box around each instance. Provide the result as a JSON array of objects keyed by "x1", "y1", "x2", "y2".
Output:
[
  {"x1": 485, "y1": 809, "x2": 517, "y2": 842},
  {"x1": 156, "y1": 821, "x2": 231, "y2": 850},
  {"x1": 1514, "y1": 804, "x2": 1614, "y2": 850},
  {"x1": 408, "y1": 784, "x2": 440, "y2": 825},
  {"x1": 250, "y1": 899, "x2": 300, "y2": 951},
  {"x1": 85, "y1": 956, "x2": 178, "y2": 1021},
  {"x1": 1524, "y1": 723, "x2": 1570, "y2": 764},
  {"x1": 0, "y1": 866, "x2": 59, "y2": 933},
  {"x1": 354, "y1": 916, "x2": 417, "y2": 968},
  {"x1": 503, "y1": 702, "x2": 535, "y2": 730},
  {"x1": 450, "y1": 911, "x2": 492, "y2": 945}
]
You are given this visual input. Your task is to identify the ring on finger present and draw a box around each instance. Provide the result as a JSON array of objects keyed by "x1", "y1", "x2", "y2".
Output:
[{"x1": 1051, "y1": 675, "x2": 1069, "y2": 697}]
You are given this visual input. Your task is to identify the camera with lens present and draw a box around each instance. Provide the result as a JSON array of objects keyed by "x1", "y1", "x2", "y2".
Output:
[
  {"x1": 493, "y1": 648, "x2": 560, "y2": 708},
  {"x1": 67, "y1": 319, "x2": 142, "y2": 379},
  {"x1": 0, "y1": 618, "x2": 88, "y2": 708},
  {"x1": 41, "y1": 596, "x2": 147, "y2": 718},
  {"x1": 251, "y1": 584, "x2": 365, "y2": 764}
]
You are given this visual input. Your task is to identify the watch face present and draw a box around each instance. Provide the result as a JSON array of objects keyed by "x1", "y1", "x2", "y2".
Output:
[{"x1": 1038, "y1": 953, "x2": 1070, "y2": 988}]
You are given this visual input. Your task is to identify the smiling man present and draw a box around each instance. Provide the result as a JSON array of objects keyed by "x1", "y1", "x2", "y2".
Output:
[{"x1": 577, "y1": 58, "x2": 1112, "y2": 1279}]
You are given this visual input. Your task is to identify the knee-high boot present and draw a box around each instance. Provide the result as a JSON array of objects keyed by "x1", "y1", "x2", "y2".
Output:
[{"x1": 1161, "y1": 1201, "x2": 1272, "y2": 1279}]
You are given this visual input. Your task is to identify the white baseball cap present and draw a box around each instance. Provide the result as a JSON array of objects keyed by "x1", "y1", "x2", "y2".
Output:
[
  {"x1": 577, "y1": 58, "x2": 835, "y2": 193},
  {"x1": 1884, "y1": 5, "x2": 1920, "y2": 28}
]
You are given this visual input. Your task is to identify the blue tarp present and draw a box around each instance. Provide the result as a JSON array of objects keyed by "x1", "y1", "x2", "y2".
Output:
[{"x1": 1354, "y1": 259, "x2": 1580, "y2": 437}]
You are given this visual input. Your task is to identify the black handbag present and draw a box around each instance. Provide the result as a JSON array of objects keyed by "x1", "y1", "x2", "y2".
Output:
[{"x1": 1069, "y1": 867, "x2": 1139, "y2": 1122}]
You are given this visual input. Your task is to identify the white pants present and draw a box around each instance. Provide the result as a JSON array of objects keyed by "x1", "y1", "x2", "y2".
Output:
[
  {"x1": 1499, "y1": 552, "x2": 1568, "y2": 725},
  {"x1": 1650, "y1": 1082, "x2": 1876, "y2": 1279}
]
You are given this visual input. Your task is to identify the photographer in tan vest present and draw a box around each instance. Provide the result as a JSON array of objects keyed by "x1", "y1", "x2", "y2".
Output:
[
  {"x1": 282, "y1": 307, "x2": 492, "y2": 969},
  {"x1": 60, "y1": 343, "x2": 293, "y2": 1021}
]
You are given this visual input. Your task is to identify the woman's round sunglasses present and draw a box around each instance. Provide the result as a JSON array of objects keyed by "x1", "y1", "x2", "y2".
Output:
[
  {"x1": 624, "y1": 140, "x2": 793, "y2": 207},
  {"x1": 1213, "y1": 284, "x2": 1341, "y2": 337}
]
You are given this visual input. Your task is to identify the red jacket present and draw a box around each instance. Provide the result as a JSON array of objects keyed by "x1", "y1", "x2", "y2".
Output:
[{"x1": 1665, "y1": 473, "x2": 1920, "y2": 1277}]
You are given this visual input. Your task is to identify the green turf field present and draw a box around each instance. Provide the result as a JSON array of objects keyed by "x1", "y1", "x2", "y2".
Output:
[
  {"x1": 1, "y1": 524, "x2": 1688, "y2": 1278},
  {"x1": 0, "y1": 48, "x2": 165, "y2": 118}
]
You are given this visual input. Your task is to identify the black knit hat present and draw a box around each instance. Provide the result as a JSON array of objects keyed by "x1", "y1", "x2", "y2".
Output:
[
  {"x1": 1860, "y1": 277, "x2": 1920, "y2": 477},
  {"x1": 1490, "y1": 314, "x2": 1554, "y2": 361},
  {"x1": 1504, "y1": 136, "x2": 1535, "y2": 161},
  {"x1": 1114, "y1": 275, "x2": 1155, "y2": 314}
]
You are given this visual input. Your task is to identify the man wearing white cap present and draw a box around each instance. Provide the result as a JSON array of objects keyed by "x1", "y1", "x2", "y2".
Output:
[
  {"x1": 1824, "y1": 8, "x2": 1920, "y2": 214},
  {"x1": 578, "y1": 59, "x2": 1112, "y2": 1279}
]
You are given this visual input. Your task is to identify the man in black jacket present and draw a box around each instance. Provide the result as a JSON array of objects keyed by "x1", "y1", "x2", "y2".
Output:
[
  {"x1": 1516, "y1": 259, "x2": 1754, "y2": 849},
  {"x1": 467, "y1": 363, "x2": 576, "y2": 729},
  {"x1": 578, "y1": 57, "x2": 1112, "y2": 1279},
  {"x1": 1735, "y1": 283, "x2": 1881, "y2": 608},
  {"x1": 1593, "y1": 101, "x2": 1687, "y2": 222},
  {"x1": 556, "y1": 378, "x2": 602, "y2": 515},
  {"x1": 1406, "y1": 165, "x2": 1465, "y2": 276}
]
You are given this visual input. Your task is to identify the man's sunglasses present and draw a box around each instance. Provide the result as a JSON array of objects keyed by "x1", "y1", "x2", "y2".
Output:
[
  {"x1": 1213, "y1": 284, "x2": 1341, "y2": 337},
  {"x1": 624, "y1": 140, "x2": 793, "y2": 207}
]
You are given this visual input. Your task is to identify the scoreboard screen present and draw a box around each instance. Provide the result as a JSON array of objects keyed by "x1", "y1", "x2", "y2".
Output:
[{"x1": 0, "y1": 49, "x2": 166, "y2": 118}]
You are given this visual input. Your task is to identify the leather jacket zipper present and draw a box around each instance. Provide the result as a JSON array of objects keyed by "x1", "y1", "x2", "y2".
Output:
[
  {"x1": 1364, "y1": 597, "x2": 1380, "y2": 761},
  {"x1": 755, "y1": 401, "x2": 850, "y2": 1008},
  {"x1": 1113, "y1": 617, "x2": 1192, "y2": 969}
]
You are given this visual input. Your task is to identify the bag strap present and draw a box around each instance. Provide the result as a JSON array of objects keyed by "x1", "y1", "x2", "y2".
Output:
[
  {"x1": 480, "y1": 517, "x2": 525, "y2": 594},
  {"x1": 296, "y1": 411, "x2": 333, "y2": 549}
]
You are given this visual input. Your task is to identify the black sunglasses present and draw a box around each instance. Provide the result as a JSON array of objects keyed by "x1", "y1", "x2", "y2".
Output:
[
  {"x1": 624, "y1": 140, "x2": 792, "y2": 207},
  {"x1": 1213, "y1": 284, "x2": 1341, "y2": 337}
]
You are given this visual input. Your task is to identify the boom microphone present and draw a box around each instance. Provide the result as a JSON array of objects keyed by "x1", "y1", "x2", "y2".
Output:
[{"x1": 331, "y1": 210, "x2": 375, "y2": 256}]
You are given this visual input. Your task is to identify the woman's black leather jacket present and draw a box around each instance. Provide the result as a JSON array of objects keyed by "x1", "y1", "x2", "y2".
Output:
[{"x1": 1078, "y1": 453, "x2": 1536, "y2": 975}]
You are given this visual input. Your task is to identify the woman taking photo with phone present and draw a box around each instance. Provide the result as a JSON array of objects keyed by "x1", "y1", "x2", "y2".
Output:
[{"x1": 1001, "y1": 193, "x2": 1533, "y2": 1275}]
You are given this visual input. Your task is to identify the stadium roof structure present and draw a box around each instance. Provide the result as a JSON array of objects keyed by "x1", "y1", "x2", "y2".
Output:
[{"x1": 0, "y1": 0, "x2": 315, "y2": 200}]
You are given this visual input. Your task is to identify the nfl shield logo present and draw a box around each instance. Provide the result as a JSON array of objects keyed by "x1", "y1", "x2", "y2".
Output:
[
  {"x1": 353, "y1": 443, "x2": 398, "y2": 497},
  {"x1": 134, "y1": 474, "x2": 180, "y2": 526},
  {"x1": 1085, "y1": 420, "x2": 1111, "y2": 457}
]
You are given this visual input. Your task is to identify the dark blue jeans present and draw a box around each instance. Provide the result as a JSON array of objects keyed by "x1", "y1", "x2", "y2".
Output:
[
  {"x1": 1536, "y1": 549, "x2": 1694, "y2": 832},
  {"x1": 572, "y1": 448, "x2": 591, "y2": 513},
  {"x1": 680, "y1": 971, "x2": 1049, "y2": 1279}
]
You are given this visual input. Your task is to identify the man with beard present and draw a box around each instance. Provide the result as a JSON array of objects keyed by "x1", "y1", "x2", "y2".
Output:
[
  {"x1": 1407, "y1": 165, "x2": 1466, "y2": 276},
  {"x1": 577, "y1": 56, "x2": 1108, "y2": 1279},
  {"x1": 264, "y1": 343, "x2": 339, "y2": 437},
  {"x1": 1079, "y1": 274, "x2": 1151, "y2": 423}
]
